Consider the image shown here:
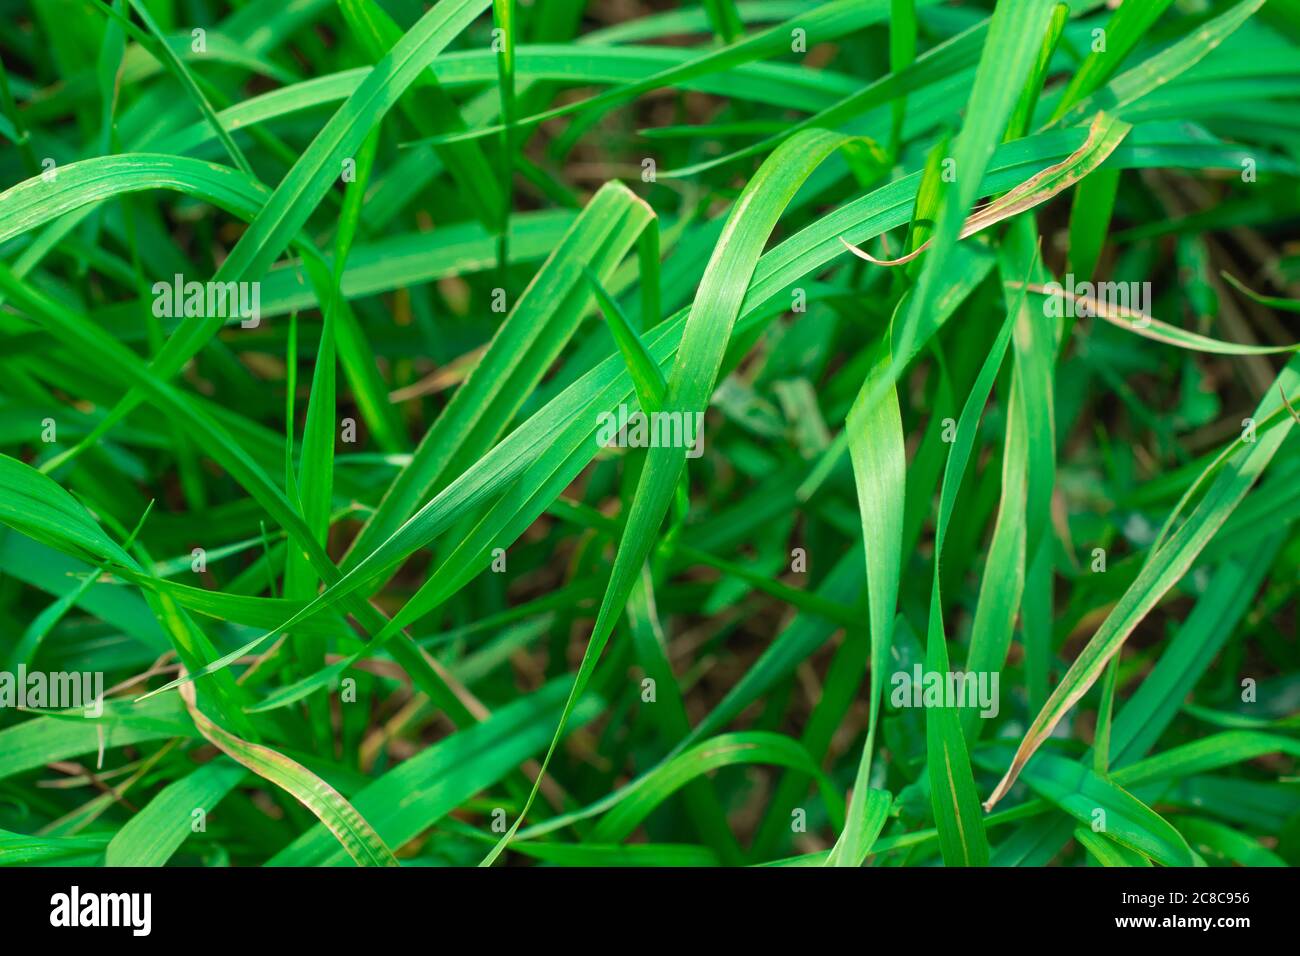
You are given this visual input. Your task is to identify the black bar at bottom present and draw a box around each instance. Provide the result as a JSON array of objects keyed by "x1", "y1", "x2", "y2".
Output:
[{"x1": 0, "y1": 865, "x2": 1289, "y2": 942}]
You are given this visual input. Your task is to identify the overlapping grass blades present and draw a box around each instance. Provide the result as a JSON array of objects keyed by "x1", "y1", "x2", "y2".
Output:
[{"x1": 0, "y1": 0, "x2": 1295, "y2": 870}]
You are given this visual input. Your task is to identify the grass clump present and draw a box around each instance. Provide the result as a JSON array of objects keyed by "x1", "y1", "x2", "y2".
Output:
[{"x1": 0, "y1": 0, "x2": 1296, "y2": 868}]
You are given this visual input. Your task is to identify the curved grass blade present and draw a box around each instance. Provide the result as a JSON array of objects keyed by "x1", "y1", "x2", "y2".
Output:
[
  {"x1": 1013, "y1": 282, "x2": 1299, "y2": 354},
  {"x1": 478, "y1": 129, "x2": 862, "y2": 865},
  {"x1": 978, "y1": 745, "x2": 1196, "y2": 867},
  {"x1": 840, "y1": 112, "x2": 1131, "y2": 268},
  {"x1": 177, "y1": 674, "x2": 398, "y2": 867},
  {"x1": 590, "y1": 732, "x2": 841, "y2": 844},
  {"x1": 986, "y1": 354, "x2": 1300, "y2": 809},
  {"x1": 1223, "y1": 271, "x2": 1300, "y2": 313}
]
